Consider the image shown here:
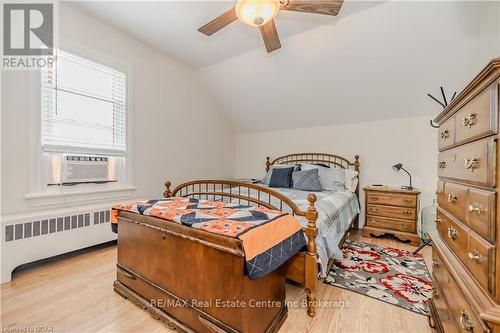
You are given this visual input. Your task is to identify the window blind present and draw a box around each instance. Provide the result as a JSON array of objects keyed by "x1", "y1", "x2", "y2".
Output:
[{"x1": 41, "y1": 50, "x2": 127, "y2": 155}]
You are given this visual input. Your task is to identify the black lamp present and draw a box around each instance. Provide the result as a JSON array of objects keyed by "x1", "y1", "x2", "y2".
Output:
[{"x1": 392, "y1": 163, "x2": 413, "y2": 190}]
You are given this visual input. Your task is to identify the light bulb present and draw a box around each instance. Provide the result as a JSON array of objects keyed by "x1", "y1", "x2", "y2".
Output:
[{"x1": 235, "y1": 0, "x2": 280, "y2": 27}]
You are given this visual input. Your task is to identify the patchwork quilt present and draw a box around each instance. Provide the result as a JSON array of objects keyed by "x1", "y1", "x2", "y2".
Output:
[{"x1": 112, "y1": 197, "x2": 306, "y2": 279}]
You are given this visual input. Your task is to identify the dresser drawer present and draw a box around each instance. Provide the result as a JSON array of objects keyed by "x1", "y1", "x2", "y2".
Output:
[
  {"x1": 467, "y1": 188, "x2": 496, "y2": 243},
  {"x1": 438, "y1": 182, "x2": 468, "y2": 223},
  {"x1": 454, "y1": 83, "x2": 498, "y2": 146},
  {"x1": 445, "y1": 273, "x2": 488, "y2": 333},
  {"x1": 437, "y1": 209, "x2": 496, "y2": 296},
  {"x1": 365, "y1": 216, "x2": 415, "y2": 233},
  {"x1": 432, "y1": 247, "x2": 448, "y2": 285},
  {"x1": 432, "y1": 248, "x2": 490, "y2": 333},
  {"x1": 365, "y1": 192, "x2": 417, "y2": 207},
  {"x1": 466, "y1": 232, "x2": 496, "y2": 294},
  {"x1": 366, "y1": 204, "x2": 416, "y2": 221},
  {"x1": 438, "y1": 117, "x2": 455, "y2": 151},
  {"x1": 436, "y1": 209, "x2": 468, "y2": 264},
  {"x1": 437, "y1": 137, "x2": 496, "y2": 187},
  {"x1": 431, "y1": 285, "x2": 459, "y2": 333}
]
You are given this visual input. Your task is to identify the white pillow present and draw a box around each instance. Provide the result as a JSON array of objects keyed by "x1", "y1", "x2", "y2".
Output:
[
  {"x1": 262, "y1": 164, "x2": 299, "y2": 185},
  {"x1": 344, "y1": 169, "x2": 359, "y2": 193},
  {"x1": 301, "y1": 164, "x2": 345, "y2": 191}
]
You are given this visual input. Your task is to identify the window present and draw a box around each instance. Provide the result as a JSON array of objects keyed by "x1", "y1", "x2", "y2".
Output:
[
  {"x1": 41, "y1": 50, "x2": 127, "y2": 155},
  {"x1": 26, "y1": 46, "x2": 134, "y2": 203}
]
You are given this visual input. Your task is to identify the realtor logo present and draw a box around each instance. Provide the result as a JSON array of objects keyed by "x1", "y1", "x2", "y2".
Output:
[{"x1": 3, "y1": 3, "x2": 53, "y2": 56}]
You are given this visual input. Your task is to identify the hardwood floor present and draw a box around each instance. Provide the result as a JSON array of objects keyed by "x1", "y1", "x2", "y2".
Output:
[{"x1": 1, "y1": 231, "x2": 432, "y2": 333}]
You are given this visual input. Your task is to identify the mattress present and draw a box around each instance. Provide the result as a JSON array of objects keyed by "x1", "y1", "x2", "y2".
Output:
[{"x1": 254, "y1": 185, "x2": 360, "y2": 277}]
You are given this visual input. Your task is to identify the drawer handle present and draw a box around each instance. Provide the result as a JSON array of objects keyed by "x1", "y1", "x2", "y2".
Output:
[
  {"x1": 198, "y1": 316, "x2": 226, "y2": 333},
  {"x1": 440, "y1": 130, "x2": 450, "y2": 140},
  {"x1": 459, "y1": 310, "x2": 474, "y2": 332},
  {"x1": 370, "y1": 196, "x2": 379, "y2": 201},
  {"x1": 468, "y1": 203, "x2": 483, "y2": 215},
  {"x1": 447, "y1": 227, "x2": 457, "y2": 241},
  {"x1": 432, "y1": 287, "x2": 439, "y2": 299},
  {"x1": 403, "y1": 199, "x2": 413, "y2": 204},
  {"x1": 463, "y1": 113, "x2": 477, "y2": 128},
  {"x1": 468, "y1": 249, "x2": 483, "y2": 263},
  {"x1": 464, "y1": 158, "x2": 479, "y2": 171},
  {"x1": 161, "y1": 233, "x2": 167, "y2": 240},
  {"x1": 435, "y1": 189, "x2": 441, "y2": 195},
  {"x1": 402, "y1": 211, "x2": 413, "y2": 216},
  {"x1": 434, "y1": 218, "x2": 442, "y2": 224},
  {"x1": 447, "y1": 193, "x2": 458, "y2": 203},
  {"x1": 438, "y1": 161, "x2": 447, "y2": 169},
  {"x1": 432, "y1": 258, "x2": 439, "y2": 269}
]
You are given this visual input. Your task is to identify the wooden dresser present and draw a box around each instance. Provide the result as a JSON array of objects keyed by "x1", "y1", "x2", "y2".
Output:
[
  {"x1": 363, "y1": 186, "x2": 421, "y2": 246},
  {"x1": 430, "y1": 58, "x2": 500, "y2": 332}
]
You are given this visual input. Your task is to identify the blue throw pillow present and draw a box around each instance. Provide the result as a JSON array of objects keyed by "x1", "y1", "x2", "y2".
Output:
[
  {"x1": 292, "y1": 169, "x2": 322, "y2": 191},
  {"x1": 269, "y1": 167, "x2": 294, "y2": 188}
]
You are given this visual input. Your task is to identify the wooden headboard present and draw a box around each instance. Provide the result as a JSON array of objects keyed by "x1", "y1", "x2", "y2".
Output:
[{"x1": 265, "y1": 152, "x2": 360, "y2": 196}]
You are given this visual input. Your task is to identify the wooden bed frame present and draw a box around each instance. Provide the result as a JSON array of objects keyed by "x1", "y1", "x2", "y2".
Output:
[{"x1": 162, "y1": 153, "x2": 360, "y2": 318}]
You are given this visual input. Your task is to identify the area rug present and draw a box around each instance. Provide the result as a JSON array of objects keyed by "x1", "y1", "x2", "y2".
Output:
[{"x1": 324, "y1": 239, "x2": 432, "y2": 315}]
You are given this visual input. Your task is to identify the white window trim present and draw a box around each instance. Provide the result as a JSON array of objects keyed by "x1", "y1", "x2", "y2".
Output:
[{"x1": 26, "y1": 39, "x2": 134, "y2": 206}]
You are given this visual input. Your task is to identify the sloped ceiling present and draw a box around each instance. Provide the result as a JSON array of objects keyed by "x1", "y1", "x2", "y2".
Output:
[{"x1": 74, "y1": 1, "x2": 499, "y2": 133}]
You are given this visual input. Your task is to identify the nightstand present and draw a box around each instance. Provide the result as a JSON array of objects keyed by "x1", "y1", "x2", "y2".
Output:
[{"x1": 363, "y1": 186, "x2": 421, "y2": 246}]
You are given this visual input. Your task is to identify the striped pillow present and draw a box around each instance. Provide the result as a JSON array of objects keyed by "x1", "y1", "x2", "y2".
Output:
[{"x1": 292, "y1": 169, "x2": 322, "y2": 192}]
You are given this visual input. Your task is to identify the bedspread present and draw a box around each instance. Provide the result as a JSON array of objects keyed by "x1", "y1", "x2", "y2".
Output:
[
  {"x1": 252, "y1": 185, "x2": 360, "y2": 277},
  {"x1": 112, "y1": 197, "x2": 306, "y2": 280}
]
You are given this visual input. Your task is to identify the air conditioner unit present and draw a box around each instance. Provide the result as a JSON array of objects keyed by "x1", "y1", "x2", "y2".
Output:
[{"x1": 61, "y1": 155, "x2": 111, "y2": 184}]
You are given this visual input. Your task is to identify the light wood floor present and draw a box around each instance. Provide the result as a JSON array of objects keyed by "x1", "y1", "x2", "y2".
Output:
[{"x1": 1, "y1": 231, "x2": 433, "y2": 333}]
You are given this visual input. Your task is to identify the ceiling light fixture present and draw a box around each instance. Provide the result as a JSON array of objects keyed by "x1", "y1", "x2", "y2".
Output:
[{"x1": 235, "y1": 0, "x2": 280, "y2": 27}]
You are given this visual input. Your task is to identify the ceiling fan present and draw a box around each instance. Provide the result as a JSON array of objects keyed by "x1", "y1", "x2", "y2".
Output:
[{"x1": 198, "y1": 0, "x2": 344, "y2": 53}]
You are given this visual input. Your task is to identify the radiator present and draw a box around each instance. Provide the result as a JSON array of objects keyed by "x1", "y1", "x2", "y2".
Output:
[{"x1": 1, "y1": 205, "x2": 117, "y2": 283}]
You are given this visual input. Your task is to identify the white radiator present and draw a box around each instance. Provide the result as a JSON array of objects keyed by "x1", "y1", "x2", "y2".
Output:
[{"x1": 1, "y1": 204, "x2": 117, "y2": 283}]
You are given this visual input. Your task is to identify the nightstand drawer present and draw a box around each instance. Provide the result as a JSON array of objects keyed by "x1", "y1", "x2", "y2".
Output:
[
  {"x1": 366, "y1": 204, "x2": 416, "y2": 221},
  {"x1": 366, "y1": 216, "x2": 415, "y2": 233},
  {"x1": 366, "y1": 193, "x2": 417, "y2": 208}
]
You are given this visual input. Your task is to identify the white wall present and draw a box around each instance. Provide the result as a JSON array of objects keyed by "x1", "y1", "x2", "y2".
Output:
[
  {"x1": 198, "y1": 1, "x2": 496, "y2": 133},
  {"x1": 0, "y1": 3, "x2": 234, "y2": 281},
  {"x1": 1, "y1": 3, "x2": 234, "y2": 216},
  {"x1": 234, "y1": 116, "x2": 438, "y2": 226},
  {"x1": 472, "y1": 1, "x2": 500, "y2": 74}
]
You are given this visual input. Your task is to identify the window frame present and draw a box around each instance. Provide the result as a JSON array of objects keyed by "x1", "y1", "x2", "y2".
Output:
[{"x1": 27, "y1": 40, "x2": 134, "y2": 206}]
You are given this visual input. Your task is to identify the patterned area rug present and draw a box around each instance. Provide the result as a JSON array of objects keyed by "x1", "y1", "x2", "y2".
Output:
[{"x1": 324, "y1": 240, "x2": 432, "y2": 315}]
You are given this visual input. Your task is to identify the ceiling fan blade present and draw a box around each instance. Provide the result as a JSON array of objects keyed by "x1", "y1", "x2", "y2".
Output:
[
  {"x1": 259, "y1": 19, "x2": 281, "y2": 53},
  {"x1": 280, "y1": 0, "x2": 344, "y2": 16},
  {"x1": 198, "y1": 7, "x2": 238, "y2": 36}
]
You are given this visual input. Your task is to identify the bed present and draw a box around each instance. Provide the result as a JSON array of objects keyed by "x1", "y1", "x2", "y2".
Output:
[
  {"x1": 162, "y1": 153, "x2": 360, "y2": 315},
  {"x1": 112, "y1": 153, "x2": 360, "y2": 332},
  {"x1": 250, "y1": 183, "x2": 360, "y2": 277}
]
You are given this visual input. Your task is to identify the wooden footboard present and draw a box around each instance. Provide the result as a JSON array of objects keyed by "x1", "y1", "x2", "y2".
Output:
[{"x1": 164, "y1": 180, "x2": 319, "y2": 317}]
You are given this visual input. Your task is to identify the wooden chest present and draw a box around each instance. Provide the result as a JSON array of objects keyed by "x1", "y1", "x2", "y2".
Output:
[
  {"x1": 363, "y1": 186, "x2": 421, "y2": 246},
  {"x1": 430, "y1": 58, "x2": 500, "y2": 332},
  {"x1": 114, "y1": 211, "x2": 287, "y2": 333}
]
